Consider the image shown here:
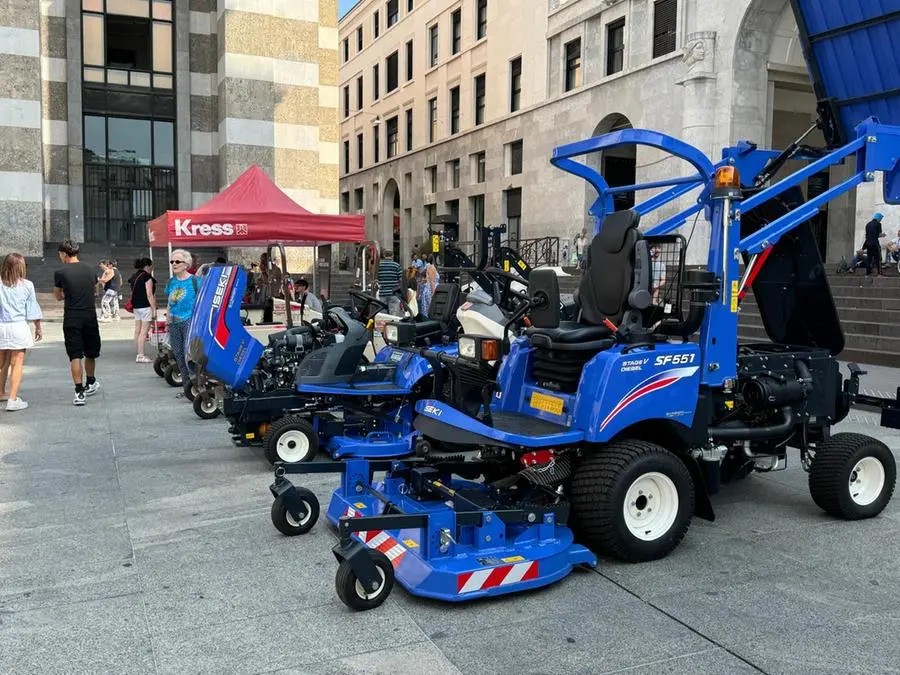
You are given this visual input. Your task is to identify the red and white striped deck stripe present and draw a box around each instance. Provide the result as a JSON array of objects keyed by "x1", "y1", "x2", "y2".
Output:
[
  {"x1": 343, "y1": 506, "x2": 406, "y2": 567},
  {"x1": 457, "y1": 561, "x2": 539, "y2": 594}
]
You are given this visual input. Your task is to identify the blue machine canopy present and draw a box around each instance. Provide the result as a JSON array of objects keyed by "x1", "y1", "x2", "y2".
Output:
[{"x1": 791, "y1": 0, "x2": 900, "y2": 145}]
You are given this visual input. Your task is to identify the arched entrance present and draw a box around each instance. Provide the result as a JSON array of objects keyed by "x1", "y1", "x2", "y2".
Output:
[
  {"x1": 583, "y1": 113, "x2": 635, "y2": 232},
  {"x1": 381, "y1": 178, "x2": 401, "y2": 260},
  {"x1": 733, "y1": 0, "x2": 854, "y2": 261}
]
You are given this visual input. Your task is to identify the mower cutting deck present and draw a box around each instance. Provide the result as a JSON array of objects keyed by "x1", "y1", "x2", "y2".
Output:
[{"x1": 270, "y1": 459, "x2": 596, "y2": 610}]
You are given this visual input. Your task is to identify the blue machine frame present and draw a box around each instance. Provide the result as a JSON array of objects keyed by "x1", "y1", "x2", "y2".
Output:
[{"x1": 414, "y1": 117, "x2": 900, "y2": 448}]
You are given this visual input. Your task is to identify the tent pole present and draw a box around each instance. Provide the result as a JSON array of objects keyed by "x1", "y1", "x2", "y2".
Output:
[
  {"x1": 312, "y1": 243, "x2": 317, "y2": 298},
  {"x1": 167, "y1": 243, "x2": 172, "y2": 277}
]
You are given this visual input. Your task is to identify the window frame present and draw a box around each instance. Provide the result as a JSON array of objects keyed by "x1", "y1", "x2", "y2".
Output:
[
  {"x1": 429, "y1": 24, "x2": 439, "y2": 67},
  {"x1": 606, "y1": 18, "x2": 625, "y2": 76},
  {"x1": 405, "y1": 39, "x2": 414, "y2": 81},
  {"x1": 386, "y1": 50, "x2": 399, "y2": 93},
  {"x1": 428, "y1": 96, "x2": 438, "y2": 142},
  {"x1": 405, "y1": 108, "x2": 413, "y2": 152},
  {"x1": 386, "y1": 115, "x2": 399, "y2": 159},
  {"x1": 476, "y1": 0, "x2": 487, "y2": 40},
  {"x1": 652, "y1": 0, "x2": 677, "y2": 58},
  {"x1": 564, "y1": 38, "x2": 582, "y2": 92},
  {"x1": 509, "y1": 56, "x2": 521, "y2": 112},
  {"x1": 451, "y1": 8, "x2": 461, "y2": 55},
  {"x1": 449, "y1": 85, "x2": 460, "y2": 135},
  {"x1": 474, "y1": 73, "x2": 485, "y2": 126}
]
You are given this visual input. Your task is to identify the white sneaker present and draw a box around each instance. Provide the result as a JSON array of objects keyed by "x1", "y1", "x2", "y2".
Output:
[
  {"x1": 98, "y1": 317, "x2": 111, "y2": 323},
  {"x1": 6, "y1": 398, "x2": 28, "y2": 411},
  {"x1": 113, "y1": 315, "x2": 121, "y2": 321},
  {"x1": 84, "y1": 381, "x2": 100, "y2": 396},
  {"x1": 73, "y1": 391, "x2": 86, "y2": 406}
]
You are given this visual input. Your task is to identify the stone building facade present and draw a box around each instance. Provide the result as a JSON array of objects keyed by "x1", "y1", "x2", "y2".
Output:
[
  {"x1": 339, "y1": 0, "x2": 892, "y2": 265},
  {"x1": 0, "y1": 0, "x2": 340, "y2": 258}
]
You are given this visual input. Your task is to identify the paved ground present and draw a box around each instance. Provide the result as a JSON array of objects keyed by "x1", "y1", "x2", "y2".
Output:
[{"x1": 1, "y1": 323, "x2": 899, "y2": 675}]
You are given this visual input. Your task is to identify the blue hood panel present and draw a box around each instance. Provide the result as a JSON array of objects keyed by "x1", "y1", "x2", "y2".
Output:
[
  {"x1": 187, "y1": 265, "x2": 263, "y2": 390},
  {"x1": 791, "y1": 0, "x2": 900, "y2": 144}
]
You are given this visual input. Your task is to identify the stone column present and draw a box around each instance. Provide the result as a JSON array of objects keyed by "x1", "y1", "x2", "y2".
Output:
[
  {"x1": 215, "y1": 0, "x2": 339, "y2": 272},
  {"x1": 677, "y1": 31, "x2": 718, "y2": 265},
  {"x1": 41, "y1": 0, "x2": 71, "y2": 244},
  {"x1": 0, "y1": 1, "x2": 44, "y2": 256}
]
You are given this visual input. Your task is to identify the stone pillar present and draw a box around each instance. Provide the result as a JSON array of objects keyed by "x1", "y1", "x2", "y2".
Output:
[
  {"x1": 677, "y1": 31, "x2": 718, "y2": 265},
  {"x1": 41, "y1": 0, "x2": 70, "y2": 244},
  {"x1": 64, "y1": 0, "x2": 84, "y2": 243},
  {"x1": 0, "y1": 1, "x2": 44, "y2": 256},
  {"x1": 189, "y1": 0, "x2": 218, "y2": 207},
  {"x1": 215, "y1": 0, "x2": 340, "y2": 275}
]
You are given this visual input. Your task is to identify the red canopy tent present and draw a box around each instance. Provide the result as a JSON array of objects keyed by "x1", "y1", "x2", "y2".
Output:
[{"x1": 147, "y1": 164, "x2": 364, "y2": 248}]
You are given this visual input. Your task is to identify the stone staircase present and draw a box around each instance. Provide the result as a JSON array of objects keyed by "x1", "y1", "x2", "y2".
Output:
[{"x1": 739, "y1": 272, "x2": 900, "y2": 367}]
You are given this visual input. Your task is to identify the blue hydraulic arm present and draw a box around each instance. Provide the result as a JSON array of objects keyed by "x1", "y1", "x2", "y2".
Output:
[{"x1": 549, "y1": 117, "x2": 900, "y2": 387}]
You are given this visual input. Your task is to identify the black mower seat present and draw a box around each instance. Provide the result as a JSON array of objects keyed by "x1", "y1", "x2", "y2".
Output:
[{"x1": 526, "y1": 322, "x2": 611, "y2": 344}]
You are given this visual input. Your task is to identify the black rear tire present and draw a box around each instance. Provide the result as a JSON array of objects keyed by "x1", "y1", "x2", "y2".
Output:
[
  {"x1": 569, "y1": 439, "x2": 695, "y2": 562},
  {"x1": 809, "y1": 432, "x2": 896, "y2": 519},
  {"x1": 153, "y1": 356, "x2": 165, "y2": 377},
  {"x1": 271, "y1": 489, "x2": 319, "y2": 536},
  {"x1": 264, "y1": 416, "x2": 318, "y2": 465},
  {"x1": 335, "y1": 549, "x2": 394, "y2": 611},
  {"x1": 164, "y1": 363, "x2": 183, "y2": 388}
]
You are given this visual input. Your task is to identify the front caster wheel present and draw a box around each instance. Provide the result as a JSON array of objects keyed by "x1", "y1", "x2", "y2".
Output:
[
  {"x1": 335, "y1": 549, "x2": 394, "y2": 611},
  {"x1": 164, "y1": 363, "x2": 183, "y2": 388},
  {"x1": 570, "y1": 439, "x2": 694, "y2": 562},
  {"x1": 809, "y1": 432, "x2": 896, "y2": 519},
  {"x1": 153, "y1": 356, "x2": 165, "y2": 377},
  {"x1": 183, "y1": 378, "x2": 199, "y2": 402},
  {"x1": 265, "y1": 416, "x2": 318, "y2": 464},
  {"x1": 270, "y1": 489, "x2": 319, "y2": 536},
  {"x1": 193, "y1": 393, "x2": 220, "y2": 420}
]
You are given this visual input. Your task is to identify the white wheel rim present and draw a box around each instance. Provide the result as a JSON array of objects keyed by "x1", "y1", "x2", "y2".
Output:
[
  {"x1": 201, "y1": 398, "x2": 216, "y2": 413},
  {"x1": 276, "y1": 429, "x2": 311, "y2": 462},
  {"x1": 622, "y1": 471, "x2": 679, "y2": 542},
  {"x1": 849, "y1": 456, "x2": 885, "y2": 506},
  {"x1": 354, "y1": 566, "x2": 386, "y2": 600},
  {"x1": 284, "y1": 500, "x2": 312, "y2": 527}
]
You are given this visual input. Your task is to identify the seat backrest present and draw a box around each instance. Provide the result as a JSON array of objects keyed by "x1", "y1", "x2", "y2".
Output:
[
  {"x1": 577, "y1": 209, "x2": 649, "y2": 327},
  {"x1": 528, "y1": 268, "x2": 561, "y2": 328},
  {"x1": 428, "y1": 283, "x2": 461, "y2": 329}
]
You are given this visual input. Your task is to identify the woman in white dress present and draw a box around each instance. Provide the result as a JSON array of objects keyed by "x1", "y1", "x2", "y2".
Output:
[{"x1": 0, "y1": 253, "x2": 43, "y2": 411}]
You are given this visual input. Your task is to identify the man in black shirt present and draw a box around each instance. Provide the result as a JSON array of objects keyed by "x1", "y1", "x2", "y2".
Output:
[
  {"x1": 54, "y1": 240, "x2": 101, "y2": 405},
  {"x1": 864, "y1": 212, "x2": 887, "y2": 276}
]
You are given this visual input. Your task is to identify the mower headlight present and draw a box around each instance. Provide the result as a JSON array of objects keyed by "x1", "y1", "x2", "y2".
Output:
[
  {"x1": 459, "y1": 336, "x2": 476, "y2": 359},
  {"x1": 385, "y1": 323, "x2": 399, "y2": 344}
]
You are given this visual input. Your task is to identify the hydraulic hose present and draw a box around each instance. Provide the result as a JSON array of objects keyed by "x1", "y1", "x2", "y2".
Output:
[{"x1": 708, "y1": 406, "x2": 795, "y2": 441}]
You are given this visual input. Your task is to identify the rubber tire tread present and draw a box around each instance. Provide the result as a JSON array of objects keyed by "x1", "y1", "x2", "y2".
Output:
[
  {"x1": 334, "y1": 549, "x2": 394, "y2": 611},
  {"x1": 270, "y1": 489, "x2": 319, "y2": 536},
  {"x1": 153, "y1": 357, "x2": 165, "y2": 377},
  {"x1": 264, "y1": 415, "x2": 318, "y2": 465},
  {"x1": 569, "y1": 439, "x2": 694, "y2": 563},
  {"x1": 193, "y1": 394, "x2": 221, "y2": 420},
  {"x1": 164, "y1": 363, "x2": 182, "y2": 387},
  {"x1": 809, "y1": 432, "x2": 896, "y2": 520}
]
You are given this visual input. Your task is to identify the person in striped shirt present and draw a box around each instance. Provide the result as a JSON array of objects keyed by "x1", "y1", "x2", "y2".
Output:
[{"x1": 377, "y1": 250, "x2": 403, "y2": 315}]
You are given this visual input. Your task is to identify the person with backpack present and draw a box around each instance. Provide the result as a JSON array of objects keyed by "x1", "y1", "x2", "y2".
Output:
[
  {"x1": 98, "y1": 260, "x2": 122, "y2": 322},
  {"x1": 165, "y1": 249, "x2": 199, "y2": 390}
]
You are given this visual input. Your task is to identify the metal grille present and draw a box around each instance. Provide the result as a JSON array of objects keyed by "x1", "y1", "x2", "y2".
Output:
[
  {"x1": 652, "y1": 0, "x2": 677, "y2": 58},
  {"x1": 84, "y1": 163, "x2": 177, "y2": 244},
  {"x1": 644, "y1": 234, "x2": 687, "y2": 321}
]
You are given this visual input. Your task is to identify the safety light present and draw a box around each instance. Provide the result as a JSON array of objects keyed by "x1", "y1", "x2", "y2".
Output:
[
  {"x1": 480, "y1": 339, "x2": 499, "y2": 361},
  {"x1": 713, "y1": 166, "x2": 741, "y2": 189}
]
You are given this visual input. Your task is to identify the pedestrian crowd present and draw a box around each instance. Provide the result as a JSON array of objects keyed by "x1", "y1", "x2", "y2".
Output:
[{"x1": 375, "y1": 249, "x2": 439, "y2": 318}]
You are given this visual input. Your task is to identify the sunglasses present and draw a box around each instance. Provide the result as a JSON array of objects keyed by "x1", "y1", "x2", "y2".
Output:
[{"x1": 170, "y1": 260, "x2": 187, "y2": 265}]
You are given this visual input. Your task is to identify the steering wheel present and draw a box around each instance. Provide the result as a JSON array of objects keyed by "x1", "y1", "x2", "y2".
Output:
[{"x1": 349, "y1": 289, "x2": 389, "y2": 320}]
